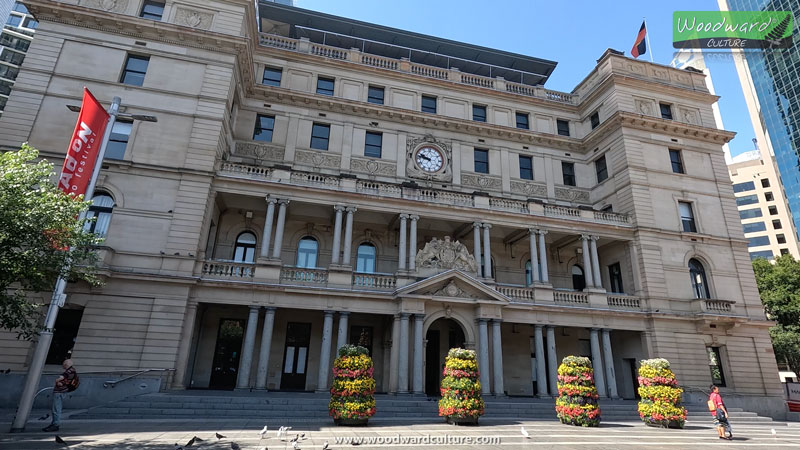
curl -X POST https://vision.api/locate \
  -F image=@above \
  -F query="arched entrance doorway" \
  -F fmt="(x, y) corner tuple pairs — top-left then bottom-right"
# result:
(425, 318), (466, 397)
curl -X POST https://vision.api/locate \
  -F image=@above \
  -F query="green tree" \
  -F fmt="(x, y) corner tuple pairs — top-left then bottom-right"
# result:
(0, 145), (101, 340)
(752, 255), (800, 376)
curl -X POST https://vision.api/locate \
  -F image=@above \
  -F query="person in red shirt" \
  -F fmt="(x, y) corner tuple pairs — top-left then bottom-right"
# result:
(709, 385), (732, 440)
(43, 359), (76, 432)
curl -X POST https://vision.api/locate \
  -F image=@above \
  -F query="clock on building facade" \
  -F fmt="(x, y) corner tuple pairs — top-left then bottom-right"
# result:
(406, 135), (453, 182)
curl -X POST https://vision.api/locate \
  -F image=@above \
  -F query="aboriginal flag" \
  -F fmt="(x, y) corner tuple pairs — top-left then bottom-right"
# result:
(631, 21), (647, 58)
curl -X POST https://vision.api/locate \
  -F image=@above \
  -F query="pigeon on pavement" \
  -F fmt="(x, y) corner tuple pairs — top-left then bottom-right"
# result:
(521, 426), (530, 439)
(55, 435), (67, 446)
(231, 442), (240, 450)
(185, 436), (197, 447)
(259, 425), (268, 438)
(323, 441), (329, 450)
(292, 441), (300, 450)
(216, 432), (226, 439)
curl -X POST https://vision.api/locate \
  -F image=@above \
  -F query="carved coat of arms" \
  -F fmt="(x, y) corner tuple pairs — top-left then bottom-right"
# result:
(415, 236), (478, 272)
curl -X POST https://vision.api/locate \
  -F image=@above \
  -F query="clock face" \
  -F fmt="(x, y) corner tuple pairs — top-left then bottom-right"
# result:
(415, 147), (444, 172)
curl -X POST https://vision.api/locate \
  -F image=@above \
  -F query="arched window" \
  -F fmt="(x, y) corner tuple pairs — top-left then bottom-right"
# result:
(84, 192), (114, 236)
(689, 258), (710, 299)
(525, 260), (533, 286)
(233, 231), (257, 263)
(296, 237), (318, 268)
(572, 265), (586, 290)
(356, 243), (376, 273)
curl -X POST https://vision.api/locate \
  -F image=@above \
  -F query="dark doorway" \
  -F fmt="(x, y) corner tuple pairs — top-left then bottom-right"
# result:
(425, 330), (440, 396)
(209, 319), (244, 390)
(625, 358), (640, 399)
(281, 322), (312, 390)
(425, 318), (466, 397)
(46, 308), (84, 364)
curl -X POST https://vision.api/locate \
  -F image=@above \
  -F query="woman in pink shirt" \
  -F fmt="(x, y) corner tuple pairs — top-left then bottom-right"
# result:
(709, 385), (732, 440)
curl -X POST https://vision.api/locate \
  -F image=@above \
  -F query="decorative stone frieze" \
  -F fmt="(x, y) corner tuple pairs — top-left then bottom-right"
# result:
(677, 107), (700, 126)
(234, 141), (285, 162)
(81, 0), (129, 13)
(416, 236), (477, 272)
(295, 149), (341, 169)
(432, 281), (479, 299)
(510, 180), (547, 197)
(350, 157), (396, 176)
(175, 7), (214, 30)
(461, 173), (501, 191)
(554, 187), (590, 203)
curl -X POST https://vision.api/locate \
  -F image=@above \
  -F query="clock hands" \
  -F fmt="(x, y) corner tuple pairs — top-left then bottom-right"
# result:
(418, 154), (432, 162)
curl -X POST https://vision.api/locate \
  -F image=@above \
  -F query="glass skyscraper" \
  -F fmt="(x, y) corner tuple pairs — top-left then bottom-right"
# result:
(723, 0), (800, 237)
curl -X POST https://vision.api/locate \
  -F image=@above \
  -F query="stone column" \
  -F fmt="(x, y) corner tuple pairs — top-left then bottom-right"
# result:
(408, 215), (419, 271)
(171, 302), (198, 389)
(589, 328), (607, 398)
(533, 325), (548, 397)
(473, 222), (482, 276)
(528, 228), (539, 284)
(545, 325), (558, 397)
(478, 319), (491, 395)
(538, 230), (549, 283)
(628, 241), (643, 295)
(389, 314), (400, 393)
(260, 196), (277, 258)
(331, 205), (344, 265)
(336, 311), (349, 352)
(580, 234), (594, 288)
(397, 313), (410, 393)
(602, 329), (619, 399)
(236, 306), (260, 389)
(271, 199), (289, 259)
(398, 214), (408, 271)
(255, 307), (276, 390)
(482, 223), (492, 279)
(412, 314), (424, 394)
(341, 207), (356, 266)
(590, 236), (602, 289)
(316, 311), (335, 392)
(491, 320), (505, 396)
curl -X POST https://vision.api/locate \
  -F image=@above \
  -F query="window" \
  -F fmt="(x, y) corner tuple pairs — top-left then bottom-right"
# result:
(105, 120), (132, 160)
(751, 250), (775, 260)
(748, 236), (770, 247)
(525, 260), (533, 286)
(296, 237), (318, 268)
(735, 194), (759, 206)
(562, 162), (576, 186)
(595, 155), (608, 183)
(120, 54), (149, 86)
(139, 1), (165, 20)
(769, 205), (779, 215)
(262, 67), (282, 86)
(253, 114), (275, 142)
(590, 111), (600, 129)
(310, 123), (330, 150)
(356, 243), (376, 273)
(732, 181), (756, 193)
(13, 3), (28, 13)
(742, 222), (766, 233)
(773, 219), (783, 229)
(84, 193), (114, 236)
(22, 17), (37, 29)
(6, 15), (21, 27)
(739, 208), (762, 220)
(0, 49), (25, 65)
(474, 148), (489, 174)
(689, 258), (710, 299)
(0, 64), (19, 80)
(765, 192), (774, 201)
(601, 205), (613, 212)
(761, 178), (771, 188)
(777, 234), (787, 244)
(316, 77), (334, 96)
(669, 149), (684, 174)
(781, 248), (790, 255)
(679, 201), (697, 232)
(364, 131), (382, 158)
(233, 232), (257, 263)
(608, 262), (623, 294)
(660, 103), (673, 120)
(0, 34), (30, 52)
(45, 308), (84, 365)
(516, 112), (529, 130)
(556, 119), (570, 136)
(421, 95), (437, 113)
(473, 105), (487, 122)
(519, 155), (533, 180)
(571, 265), (586, 290)
(367, 86), (384, 105)
(707, 347), (726, 386)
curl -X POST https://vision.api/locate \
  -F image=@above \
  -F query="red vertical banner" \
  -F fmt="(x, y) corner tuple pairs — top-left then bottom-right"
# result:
(58, 88), (109, 197)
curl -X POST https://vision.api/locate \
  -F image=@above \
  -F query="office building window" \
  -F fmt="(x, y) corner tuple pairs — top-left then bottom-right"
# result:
(22, 17), (37, 29)
(669, 149), (684, 174)
(473, 105), (487, 122)
(748, 236), (770, 247)
(253, 115), (275, 142)
(780, 248), (790, 255)
(367, 86), (384, 105)
(595, 155), (608, 182)
(739, 208), (763, 219)
(83, 192), (114, 236)
(6, 15), (21, 27)
(139, 1), (165, 20)
(777, 234), (787, 244)
(562, 161), (576, 186)
(105, 120), (132, 160)
(310, 123), (330, 150)
(736, 194), (759, 206)
(765, 192), (774, 201)
(519, 155), (533, 180)
(742, 222), (766, 233)
(233, 232), (257, 263)
(751, 250), (775, 260)
(556, 119), (570, 136)
(773, 219), (783, 229)
(262, 67), (282, 86)
(120, 55), (149, 86)
(421, 95), (437, 113)
(590, 111), (600, 129)
(707, 346), (726, 386)
(733, 181), (756, 193)
(316, 77), (334, 96)
(689, 258), (710, 299)
(364, 131), (382, 158)
(474, 148), (489, 174)
(608, 262), (623, 293)
(13, 3), (28, 13)
(769, 205), (779, 215)
(516, 112), (529, 130)
(660, 103), (673, 120)
(761, 178), (770, 188)
(679, 201), (697, 232)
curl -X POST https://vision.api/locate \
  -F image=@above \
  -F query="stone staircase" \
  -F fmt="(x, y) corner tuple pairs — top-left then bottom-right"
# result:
(70, 391), (781, 425)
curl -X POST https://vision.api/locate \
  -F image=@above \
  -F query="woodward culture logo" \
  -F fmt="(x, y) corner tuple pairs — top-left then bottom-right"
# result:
(673, 11), (793, 49)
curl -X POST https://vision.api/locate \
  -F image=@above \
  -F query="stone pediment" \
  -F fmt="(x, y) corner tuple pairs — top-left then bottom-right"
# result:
(394, 270), (510, 304)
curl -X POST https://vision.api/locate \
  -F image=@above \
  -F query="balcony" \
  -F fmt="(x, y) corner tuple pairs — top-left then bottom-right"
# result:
(495, 284), (643, 311)
(693, 298), (737, 315)
(201, 260), (255, 279)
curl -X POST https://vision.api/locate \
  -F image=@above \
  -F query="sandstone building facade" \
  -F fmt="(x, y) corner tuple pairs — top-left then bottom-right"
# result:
(0, 0), (785, 417)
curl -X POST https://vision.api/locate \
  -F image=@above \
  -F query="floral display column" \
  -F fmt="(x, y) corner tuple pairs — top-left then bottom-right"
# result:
(555, 356), (601, 427)
(637, 358), (687, 428)
(329, 345), (376, 426)
(438, 348), (485, 425)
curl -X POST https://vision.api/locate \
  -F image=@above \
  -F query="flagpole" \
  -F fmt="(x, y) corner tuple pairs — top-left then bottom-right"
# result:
(644, 17), (654, 62)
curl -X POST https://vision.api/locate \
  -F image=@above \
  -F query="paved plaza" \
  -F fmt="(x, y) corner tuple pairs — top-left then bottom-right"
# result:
(1, 416), (799, 450)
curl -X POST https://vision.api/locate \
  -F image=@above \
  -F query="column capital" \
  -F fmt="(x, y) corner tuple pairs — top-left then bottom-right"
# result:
(544, 324), (556, 329)
(528, 227), (538, 235)
(323, 310), (336, 317)
(476, 317), (489, 324)
(601, 328), (612, 333)
(345, 206), (357, 213)
(580, 233), (592, 240)
(491, 318), (503, 324)
(265, 195), (277, 204)
(590, 235), (600, 241)
(339, 311), (350, 317)
(590, 327), (602, 332)
(264, 306), (277, 313)
(482, 223), (492, 229)
(409, 214), (420, 221)
(537, 229), (549, 236)
(278, 198), (290, 205)
(399, 213), (409, 220)
(249, 305), (261, 312)
(398, 312), (411, 319)
(333, 204), (346, 212)
(414, 313), (425, 321)
(534, 323), (544, 330)
(473, 221), (482, 229)
(186, 301), (198, 311)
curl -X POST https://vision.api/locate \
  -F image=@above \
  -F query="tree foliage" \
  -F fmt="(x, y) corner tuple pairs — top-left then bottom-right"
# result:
(0, 145), (101, 339)
(752, 255), (800, 376)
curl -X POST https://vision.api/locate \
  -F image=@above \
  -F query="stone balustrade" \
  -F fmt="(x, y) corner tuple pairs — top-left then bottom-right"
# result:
(494, 284), (535, 303)
(218, 162), (273, 180)
(201, 261), (255, 278)
(352, 273), (397, 290)
(553, 289), (589, 305)
(280, 266), (329, 285)
(699, 298), (736, 314)
(606, 294), (641, 309)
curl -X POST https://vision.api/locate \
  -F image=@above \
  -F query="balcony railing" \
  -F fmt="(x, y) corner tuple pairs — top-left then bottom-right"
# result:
(352, 273), (397, 290)
(553, 289), (589, 305)
(289, 172), (341, 188)
(202, 261), (255, 278)
(418, 189), (473, 207)
(280, 266), (329, 285)
(219, 162), (273, 180)
(607, 294), (641, 309)
(356, 180), (402, 197)
(495, 284), (535, 303)
(701, 298), (736, 314)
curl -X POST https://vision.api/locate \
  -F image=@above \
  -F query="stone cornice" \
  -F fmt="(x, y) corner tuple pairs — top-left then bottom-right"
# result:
(585, 110), (736, 148)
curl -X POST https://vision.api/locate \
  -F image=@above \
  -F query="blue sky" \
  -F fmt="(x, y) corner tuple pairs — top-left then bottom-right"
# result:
(293, 0), (755, 157)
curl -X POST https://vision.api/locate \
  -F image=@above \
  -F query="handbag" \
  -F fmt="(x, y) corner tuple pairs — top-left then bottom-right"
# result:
(707, 399), (716, 411)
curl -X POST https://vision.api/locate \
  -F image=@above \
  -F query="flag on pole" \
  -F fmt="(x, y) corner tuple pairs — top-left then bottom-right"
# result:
(631, 21), (647, 58)
(58, 88), (109, 197)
